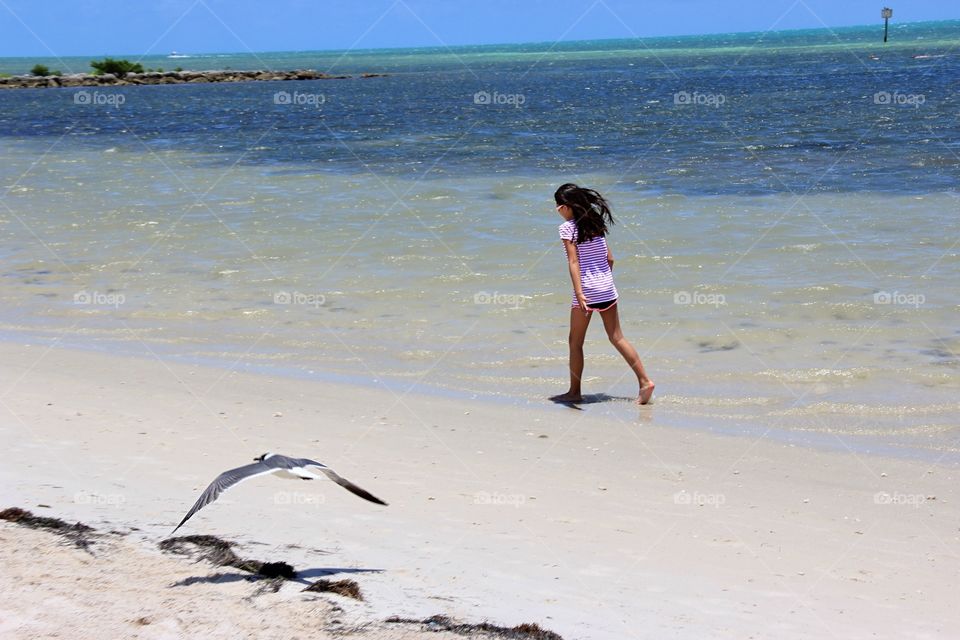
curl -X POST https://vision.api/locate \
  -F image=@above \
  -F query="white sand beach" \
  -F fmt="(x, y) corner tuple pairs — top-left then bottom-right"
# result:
(0, 340), (957, 639)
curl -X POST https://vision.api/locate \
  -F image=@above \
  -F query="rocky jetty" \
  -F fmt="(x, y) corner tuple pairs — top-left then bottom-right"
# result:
(0, 69), (387, 89)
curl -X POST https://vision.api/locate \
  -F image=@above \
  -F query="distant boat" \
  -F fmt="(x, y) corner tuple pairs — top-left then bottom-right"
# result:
(167, 51), (191, 58)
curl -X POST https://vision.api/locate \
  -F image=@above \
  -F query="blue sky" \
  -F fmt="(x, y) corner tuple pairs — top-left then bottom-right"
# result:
(0, 0), (955, 57)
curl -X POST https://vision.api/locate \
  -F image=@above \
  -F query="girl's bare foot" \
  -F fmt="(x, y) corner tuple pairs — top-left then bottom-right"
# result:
(550, 391), (583, 403)
(638, 382), (655, 405)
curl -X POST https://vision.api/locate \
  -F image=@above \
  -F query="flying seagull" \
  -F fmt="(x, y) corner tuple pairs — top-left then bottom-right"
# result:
(171, 453), (387, 535)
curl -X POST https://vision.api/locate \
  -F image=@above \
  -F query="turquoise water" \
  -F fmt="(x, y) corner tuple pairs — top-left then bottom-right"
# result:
(1, 20), (958, 75)
(1, 21), (958, 461)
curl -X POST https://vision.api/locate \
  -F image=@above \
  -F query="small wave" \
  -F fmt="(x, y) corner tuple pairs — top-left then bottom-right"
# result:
(756, 368), (871, 383)
(653, 394), (776, 407)
(399, 349), (436, 360)
(744, 143), (797, 151)
(465, 355), (567, 368)
(786, 423), (958, 437)
(771, 402), (960, 417)
(794, 285), (836, 292)
(778, 243), (822, 252)
(384, 254), (441, 262)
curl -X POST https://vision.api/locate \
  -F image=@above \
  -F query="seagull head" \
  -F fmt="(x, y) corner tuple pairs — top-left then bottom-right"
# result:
(253, 452), (274, 462)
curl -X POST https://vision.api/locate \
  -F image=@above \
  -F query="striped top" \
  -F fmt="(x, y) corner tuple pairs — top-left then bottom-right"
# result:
(559, 219), (618, 306)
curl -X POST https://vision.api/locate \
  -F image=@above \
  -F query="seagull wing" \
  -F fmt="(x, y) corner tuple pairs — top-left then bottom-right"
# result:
(170, 462), (275, 535)
(298, 459), (388, 506)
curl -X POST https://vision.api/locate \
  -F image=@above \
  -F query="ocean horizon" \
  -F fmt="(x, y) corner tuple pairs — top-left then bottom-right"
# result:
(2, 18), (959, 76)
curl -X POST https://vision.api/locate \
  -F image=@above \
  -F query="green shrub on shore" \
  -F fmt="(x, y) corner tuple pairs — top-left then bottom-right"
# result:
(30, 64), (60, 77)
(90, 58), (144, 78)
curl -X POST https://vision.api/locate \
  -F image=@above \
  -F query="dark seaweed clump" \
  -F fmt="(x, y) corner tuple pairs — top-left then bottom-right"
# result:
(159, 535), (295, 579)
(303, 578), (363, 600)
(385, 615), (564, 640)
(0, 507), (96, 551)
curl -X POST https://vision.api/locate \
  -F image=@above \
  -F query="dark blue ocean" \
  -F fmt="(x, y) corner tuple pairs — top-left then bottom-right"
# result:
(0, 20), (958, 194)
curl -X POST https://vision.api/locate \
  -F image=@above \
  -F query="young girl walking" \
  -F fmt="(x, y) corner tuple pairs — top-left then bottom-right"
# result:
(550, 183), (655, 405)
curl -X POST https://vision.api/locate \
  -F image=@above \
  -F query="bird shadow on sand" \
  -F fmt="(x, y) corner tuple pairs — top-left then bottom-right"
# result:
(160, 536), (384, 588)
(549, 392), (636, 409)
(297, 567), (383, 580)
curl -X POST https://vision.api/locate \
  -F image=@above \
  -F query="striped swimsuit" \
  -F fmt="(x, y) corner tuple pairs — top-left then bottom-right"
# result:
(559, 219), (618, 309)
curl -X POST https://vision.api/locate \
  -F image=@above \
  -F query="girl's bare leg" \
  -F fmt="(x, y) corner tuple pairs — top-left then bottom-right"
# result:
(551, 307), (592, 402)
(599, 306), (655, 404)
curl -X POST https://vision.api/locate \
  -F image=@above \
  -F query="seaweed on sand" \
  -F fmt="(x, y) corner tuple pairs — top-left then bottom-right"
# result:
(385, 615), (564, 640)
(302, 578), (363, 601)
(0, 507), (96, 551)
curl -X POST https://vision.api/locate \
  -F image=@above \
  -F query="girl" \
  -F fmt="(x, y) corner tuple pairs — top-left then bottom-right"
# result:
(550, 183), (655, 405)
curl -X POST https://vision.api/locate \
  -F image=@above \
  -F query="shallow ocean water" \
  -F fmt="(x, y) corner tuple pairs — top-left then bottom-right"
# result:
(1, 21), (958, 460)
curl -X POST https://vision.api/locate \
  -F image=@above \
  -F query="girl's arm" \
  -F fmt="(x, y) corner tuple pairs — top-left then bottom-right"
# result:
(607, 245), (614, 270)
(563, 240), (589, 313)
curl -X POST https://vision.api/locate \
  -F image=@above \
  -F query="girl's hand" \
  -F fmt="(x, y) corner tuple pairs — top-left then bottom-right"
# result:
(577, 295), (590, 314)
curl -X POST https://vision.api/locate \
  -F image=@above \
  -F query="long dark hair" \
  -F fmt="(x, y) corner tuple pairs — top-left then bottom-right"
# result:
(554, 183), (615, 243)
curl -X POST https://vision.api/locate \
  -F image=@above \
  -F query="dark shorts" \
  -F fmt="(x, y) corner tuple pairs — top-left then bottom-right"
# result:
(586, 298), (618, 311)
